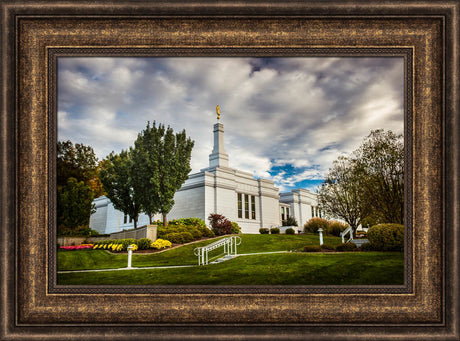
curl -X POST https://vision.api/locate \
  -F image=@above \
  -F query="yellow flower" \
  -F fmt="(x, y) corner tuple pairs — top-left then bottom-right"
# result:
(151, 239), (172, 249)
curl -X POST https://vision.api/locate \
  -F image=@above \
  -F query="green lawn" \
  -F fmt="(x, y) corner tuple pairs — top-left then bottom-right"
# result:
(57, 252), (404, 285)
(57, 233), (343, 271)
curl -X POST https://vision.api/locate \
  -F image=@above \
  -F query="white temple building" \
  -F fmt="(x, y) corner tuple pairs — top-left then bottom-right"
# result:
(89, 114), (321, 234)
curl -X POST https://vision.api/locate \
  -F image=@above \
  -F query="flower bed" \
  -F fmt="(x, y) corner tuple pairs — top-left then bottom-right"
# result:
(60, 244), (93, 250)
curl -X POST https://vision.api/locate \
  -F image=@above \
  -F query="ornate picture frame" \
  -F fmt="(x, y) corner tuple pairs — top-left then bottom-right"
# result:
(1, 1), (458, 339)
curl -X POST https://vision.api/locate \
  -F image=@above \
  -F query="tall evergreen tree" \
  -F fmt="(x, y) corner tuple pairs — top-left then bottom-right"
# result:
(99, 150), (142, 228)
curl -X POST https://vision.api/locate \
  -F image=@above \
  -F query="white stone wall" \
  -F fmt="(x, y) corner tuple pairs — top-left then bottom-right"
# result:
(168, 179), (206, 221)
(214, 167), (238, 220)
(279, 189), (318, 228)
(89, 196), (109, 234)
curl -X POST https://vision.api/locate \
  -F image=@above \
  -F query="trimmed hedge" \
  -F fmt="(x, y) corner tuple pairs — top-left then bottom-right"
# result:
(367, 224), (404, 251)
(136, 238), (152, 250)
(157, 222), (210, 242)
(285, 228), (295, 235)
(163, 232), (194, 244)
(320, 244), (335, 250)
(259, 228), (269, 234)
(197, 225), (215, 238)
(335, 243), (358, 252)
(270, 227), (280, 234)
(303, 245), (322, 252)
(359, 242), (376, 251)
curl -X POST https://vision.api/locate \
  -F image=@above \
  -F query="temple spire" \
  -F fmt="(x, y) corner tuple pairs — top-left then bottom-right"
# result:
(208, 105), (229, 168)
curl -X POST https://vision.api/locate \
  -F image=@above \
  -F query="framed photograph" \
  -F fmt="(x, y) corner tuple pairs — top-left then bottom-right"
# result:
(1, 1), (458, 340)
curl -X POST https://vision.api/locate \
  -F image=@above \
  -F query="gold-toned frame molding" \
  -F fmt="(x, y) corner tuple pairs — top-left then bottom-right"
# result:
(1, 1), (458, 340)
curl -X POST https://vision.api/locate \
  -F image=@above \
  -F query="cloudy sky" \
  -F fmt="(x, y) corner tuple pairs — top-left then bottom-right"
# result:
(58, 57), (404, 192)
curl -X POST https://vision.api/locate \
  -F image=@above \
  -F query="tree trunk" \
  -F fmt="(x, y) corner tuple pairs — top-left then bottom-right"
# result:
(148, 213), (153, 225)
(134, 218), (137, 229)
(162, 213), (168, 227)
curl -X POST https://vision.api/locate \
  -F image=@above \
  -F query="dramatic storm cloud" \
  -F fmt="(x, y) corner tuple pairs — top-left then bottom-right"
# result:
(58, 57), (404, 192)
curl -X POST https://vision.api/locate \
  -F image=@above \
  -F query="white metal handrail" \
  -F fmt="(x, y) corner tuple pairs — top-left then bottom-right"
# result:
(340, 226), (354, 243)
(194, 236), (241, 265)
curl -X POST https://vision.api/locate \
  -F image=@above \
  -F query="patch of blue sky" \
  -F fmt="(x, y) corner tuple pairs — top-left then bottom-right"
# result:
(268, 162), (325, 192)
(294, 179), (324, 192)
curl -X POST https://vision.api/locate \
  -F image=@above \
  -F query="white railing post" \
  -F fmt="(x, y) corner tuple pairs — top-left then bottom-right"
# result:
(127, 245), (133, 268)
(317, 228), (324, 245)
(193, 236), (242, 266)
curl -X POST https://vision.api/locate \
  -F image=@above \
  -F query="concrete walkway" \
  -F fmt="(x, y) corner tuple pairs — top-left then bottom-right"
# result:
(57, 251), (289, 274)
(58, 264), (196, 274)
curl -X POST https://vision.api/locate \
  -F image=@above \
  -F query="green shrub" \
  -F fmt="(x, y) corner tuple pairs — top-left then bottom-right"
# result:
(282, 216), (298, 226)
(168, 217), (207, 228)
(303, 245), (322, 252)
(327, 221), (348, 237)
(197, 225), (215, 238)
(259, 228), (269, 234)
(230, 222), (241, 234)
(164, 232), (194, 244)
(157, 221), (210, 240)
(270, 227), (280, 234)
(180, 232), (194, 243)
(304, 217), (329, 234)
(359, 242), (375, 251)
(163, 233), (182, 244)
(320, 244), (335, 250)
(208, 213), (232, 236)
(188, 228), (203, 240)
(285, 228), (295, 235)
(120, 238), (137, 250)
(136, 238), (152, 250)
(335, 242), (358, 252)
(367, 224), (404, 251)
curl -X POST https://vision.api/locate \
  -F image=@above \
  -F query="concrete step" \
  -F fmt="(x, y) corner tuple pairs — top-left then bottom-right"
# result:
(351, 239), (369, 247)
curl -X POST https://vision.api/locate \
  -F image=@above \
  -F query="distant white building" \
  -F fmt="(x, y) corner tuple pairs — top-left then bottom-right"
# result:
(89, 117), (321, 234)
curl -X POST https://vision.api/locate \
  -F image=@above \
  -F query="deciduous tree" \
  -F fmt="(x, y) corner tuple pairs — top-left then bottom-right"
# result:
(99, 150), (142, 228)
(57, 140), (101, 234)
(132, 122), (194, 226)
(352, 129), (404, 225)
(318, 129), (404, 233)
(57, 178), (96, 235)
(318, 156), (370, 233)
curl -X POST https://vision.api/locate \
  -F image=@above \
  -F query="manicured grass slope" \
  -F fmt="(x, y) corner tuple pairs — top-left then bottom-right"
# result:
(57, 252), (404, 285)
(58, 234), (342, 271)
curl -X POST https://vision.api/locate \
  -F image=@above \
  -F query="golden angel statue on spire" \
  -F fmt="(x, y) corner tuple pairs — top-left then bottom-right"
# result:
(216, 105), (221, 120)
